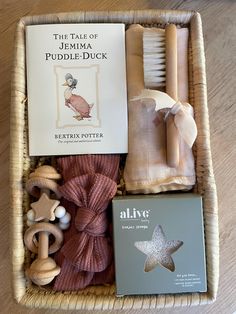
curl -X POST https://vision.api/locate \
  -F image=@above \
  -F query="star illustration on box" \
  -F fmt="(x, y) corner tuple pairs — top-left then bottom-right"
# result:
(63, 73), (94, 121)
(134, 224), (183, 272)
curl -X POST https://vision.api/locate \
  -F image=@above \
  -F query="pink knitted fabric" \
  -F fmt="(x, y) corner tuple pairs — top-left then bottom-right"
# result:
(53, 155), (119, 291)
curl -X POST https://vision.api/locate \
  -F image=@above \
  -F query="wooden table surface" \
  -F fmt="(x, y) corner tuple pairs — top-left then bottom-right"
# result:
(1, 0), (236, 313)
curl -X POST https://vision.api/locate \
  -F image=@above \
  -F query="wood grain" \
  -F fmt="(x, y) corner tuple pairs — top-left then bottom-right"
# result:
(1, 0), (236, 313)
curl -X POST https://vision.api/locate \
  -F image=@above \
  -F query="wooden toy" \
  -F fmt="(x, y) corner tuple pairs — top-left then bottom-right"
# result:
(24, 165), (68, 285)
(30, 193), (60, 221)
(24, 222), (63, 285)
(26, 165), (62, 199)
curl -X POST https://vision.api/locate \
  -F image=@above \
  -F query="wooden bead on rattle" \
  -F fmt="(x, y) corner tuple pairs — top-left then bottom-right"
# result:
(26, 165), (62, 199)
(54, 206), (71, 230)
(24, 222), (63, 285)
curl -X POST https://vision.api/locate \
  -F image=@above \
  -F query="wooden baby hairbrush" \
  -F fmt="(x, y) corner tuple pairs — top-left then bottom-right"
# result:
(143, 24), (180, 168)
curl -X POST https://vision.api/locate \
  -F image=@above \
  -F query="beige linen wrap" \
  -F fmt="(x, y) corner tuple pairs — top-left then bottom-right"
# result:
(124, 24), (196, 193)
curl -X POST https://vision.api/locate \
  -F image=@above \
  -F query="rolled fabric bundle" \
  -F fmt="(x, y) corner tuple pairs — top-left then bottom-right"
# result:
(53, 155), (119, 291)
(124, 24), (196, 193)
(177, 28), (189, 102)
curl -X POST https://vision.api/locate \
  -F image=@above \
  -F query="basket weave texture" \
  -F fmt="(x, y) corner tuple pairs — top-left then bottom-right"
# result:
(10, 10), (219, 310)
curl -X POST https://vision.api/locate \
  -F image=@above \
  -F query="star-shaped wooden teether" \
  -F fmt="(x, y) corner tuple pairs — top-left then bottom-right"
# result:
(31, 193), (60, 221)
(134, 224), (183, 272)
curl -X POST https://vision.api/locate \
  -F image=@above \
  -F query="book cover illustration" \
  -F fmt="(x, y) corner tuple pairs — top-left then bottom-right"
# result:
(26, 24), (127, 156)
(55, 67), (99, 128)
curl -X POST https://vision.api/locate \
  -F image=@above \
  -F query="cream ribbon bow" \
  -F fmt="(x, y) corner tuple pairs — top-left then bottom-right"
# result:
(131, 89), (198, 148)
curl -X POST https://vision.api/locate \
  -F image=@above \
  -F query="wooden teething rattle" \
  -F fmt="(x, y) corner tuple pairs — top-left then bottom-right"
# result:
(24, 165), (70, 285)
(24, 222), (63, 285)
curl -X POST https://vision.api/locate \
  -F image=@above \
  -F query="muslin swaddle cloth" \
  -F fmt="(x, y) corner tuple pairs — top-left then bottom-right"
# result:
(124, 24), (196, 193)
(53, 155), (119, 290)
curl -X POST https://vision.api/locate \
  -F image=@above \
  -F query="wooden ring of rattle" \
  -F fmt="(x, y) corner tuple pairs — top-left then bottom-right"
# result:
(24, 222), (63, 254)
(26, 177), (61, 199)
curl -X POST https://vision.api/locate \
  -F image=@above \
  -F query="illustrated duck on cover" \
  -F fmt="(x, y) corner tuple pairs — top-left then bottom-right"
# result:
(63, 73), (94, 121)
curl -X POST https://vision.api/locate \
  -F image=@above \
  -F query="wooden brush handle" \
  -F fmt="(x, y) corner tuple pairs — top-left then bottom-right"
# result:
(165, 24), (179, 168)
(166, 24), (178, 99)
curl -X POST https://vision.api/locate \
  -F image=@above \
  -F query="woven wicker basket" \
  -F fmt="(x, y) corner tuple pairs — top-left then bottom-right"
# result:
(10, 10), (219, 310)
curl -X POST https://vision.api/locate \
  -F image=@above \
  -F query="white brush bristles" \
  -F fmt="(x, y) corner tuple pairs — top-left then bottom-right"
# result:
(143, 29), (166, 89)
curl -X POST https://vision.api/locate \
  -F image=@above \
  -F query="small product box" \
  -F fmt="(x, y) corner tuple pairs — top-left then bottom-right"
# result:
(112, 194), (207, 296)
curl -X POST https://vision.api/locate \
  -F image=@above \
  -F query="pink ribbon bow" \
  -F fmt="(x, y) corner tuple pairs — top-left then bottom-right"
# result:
(164, 101), (197, 147)
(132, 89), (198, 148)
(53, 155), (119, 291)
(59, 173), (117, 272)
